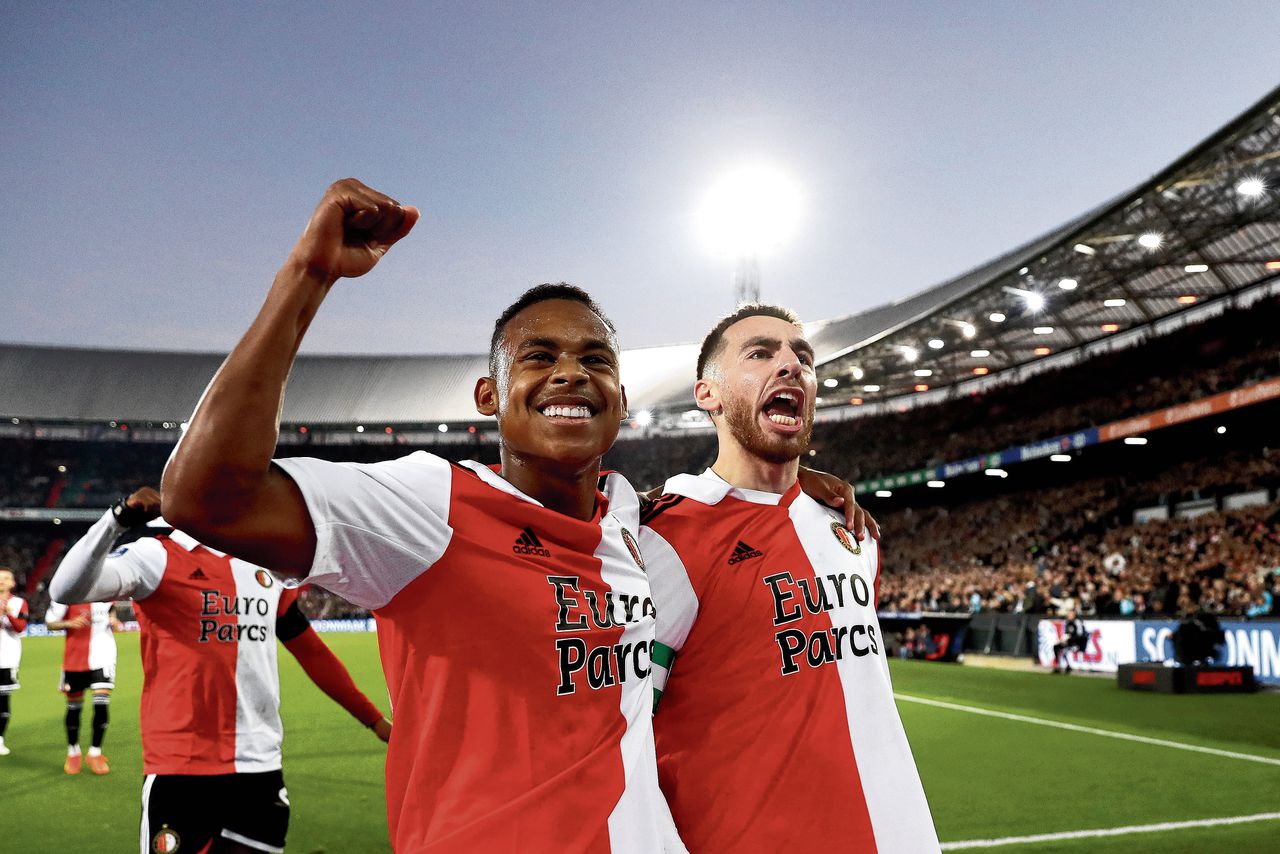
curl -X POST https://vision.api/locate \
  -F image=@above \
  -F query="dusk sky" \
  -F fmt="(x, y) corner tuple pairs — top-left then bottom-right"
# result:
(2, 2), (1277, 356)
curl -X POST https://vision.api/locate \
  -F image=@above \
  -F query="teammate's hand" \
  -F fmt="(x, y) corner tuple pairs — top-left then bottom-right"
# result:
(796, 467), (881, 541)
(372, 717), (392, 743)
(71, 614), (91, 629)
(125, 486), (163, 522)
(287, 179), (419, 282)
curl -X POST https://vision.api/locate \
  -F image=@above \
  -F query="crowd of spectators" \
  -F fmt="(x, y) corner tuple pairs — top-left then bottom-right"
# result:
(876, 451), (1280, 620)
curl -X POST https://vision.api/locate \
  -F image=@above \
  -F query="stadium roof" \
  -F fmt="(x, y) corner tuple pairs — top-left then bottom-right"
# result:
(3, 85), (1278, 428)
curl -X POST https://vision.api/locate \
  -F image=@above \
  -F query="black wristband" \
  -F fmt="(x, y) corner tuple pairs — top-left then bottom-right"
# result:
(111, 497), (152, 528)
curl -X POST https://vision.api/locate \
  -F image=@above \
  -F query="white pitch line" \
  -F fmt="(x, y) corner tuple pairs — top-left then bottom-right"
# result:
(939, 811), (1280, 850)
(896, 693), (1280, 767)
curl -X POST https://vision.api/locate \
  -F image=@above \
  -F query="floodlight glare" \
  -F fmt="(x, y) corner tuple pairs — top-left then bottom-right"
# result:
(633, 410), (654, 427)
(984, 468), (1008, 478)
(863, 384), (881, 392)
(1124, 436), (1147, 445)
(970, 349), (990, 358)
(1050, 454), (1072, 462)
(1033, 326), (1054, 334)
(1025, 292), (1046, 312)
(875, 490), (893, 498)
(851, 366), (865, 380)
(1137, 232), (1163, 249)
(914, 369), (932, 377)
(901, 346), (919, 363)
(822, 378), (838, 388)
(926, 480), (945, 488)
(961, 323), (976, 338)
(1216, 425), (1227, 435)
(1184, 264), (1209, 273)
(928, 338), (944, 350)
(437, 423), (449, 433)
(1073, 243), (1096, 256)
(1104, 298), (1126, 307)
(989, 312), (1006, 323)
(1236, 176), (1265, 197)
(1058, 278), (1078, 290)
(697, 164), (801, 257)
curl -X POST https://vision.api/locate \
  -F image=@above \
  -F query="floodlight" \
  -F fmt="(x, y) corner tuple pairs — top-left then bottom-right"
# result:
(634, 410), (654, 427)
(1058, 278), (1078, 290)
(697, 164), (800, 257)
(1138, 232), (1163, 249)
(1104, 298), (1126, 307)
(822, 378), (838, 388)
(1236, 176), (1265, 197)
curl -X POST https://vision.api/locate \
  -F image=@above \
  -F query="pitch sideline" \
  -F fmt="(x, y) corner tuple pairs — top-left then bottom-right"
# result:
(938, 811), (1280, 849)
(896, 693), (1280, 767)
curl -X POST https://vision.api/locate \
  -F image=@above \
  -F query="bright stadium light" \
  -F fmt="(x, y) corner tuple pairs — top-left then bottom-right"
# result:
(984, 468), (1008, 478)
(438, 423), (449, 433)
(1033, 326), (1054, 335)
(697, 163), (801, 258)
(989, 312), (1006, 323)
(1124, 436), (1147, 445)
(822, 378), (838, 388)
(1073, 243), (1096, 256)
(863, 384), (881, 392)
(1236, 176), (1265, 197)
(1050, 453), (1072, 462)
(1138, 232), (1163, 250)
(970, 349), (990, 358)
(926, 480), (945, 488)
(928, 338), (944, 350)
(633, 409), (654, 427)
(1216, 425), (1227, 435)
(1058, 278), (1078, 290)
(1025, 292), (1046, 312)
(875, 490), (893, 498)
(1184, 263), (1209, 273)
(961, 322), (976, 339)
(851, 366), (864, 380)
(356, 425), (365, 433)
(900, 346), (919, 363)
(914, 369), (932, 377)
(1104, 298), (1126, 307)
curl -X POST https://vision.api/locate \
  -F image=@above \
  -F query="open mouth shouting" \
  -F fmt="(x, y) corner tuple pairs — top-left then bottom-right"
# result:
(760, 387), (805, 433)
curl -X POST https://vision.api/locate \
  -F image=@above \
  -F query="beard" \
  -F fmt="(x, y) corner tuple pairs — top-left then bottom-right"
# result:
(719, 395), (814, 465)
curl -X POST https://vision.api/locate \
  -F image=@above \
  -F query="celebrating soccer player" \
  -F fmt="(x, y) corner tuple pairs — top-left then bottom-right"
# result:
(0, 567), (28, 757)
(639, 304), (941, 852)
(45, 598), (121, 774)
(50, 486), (392, 854)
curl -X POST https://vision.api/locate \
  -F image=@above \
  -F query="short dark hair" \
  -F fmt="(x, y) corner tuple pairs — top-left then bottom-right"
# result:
(696, 303), (801, 379)
(489, 283), (617, 375)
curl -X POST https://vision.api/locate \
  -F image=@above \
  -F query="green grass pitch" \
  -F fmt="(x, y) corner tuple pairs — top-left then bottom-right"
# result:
(3, 636), (1278, 852)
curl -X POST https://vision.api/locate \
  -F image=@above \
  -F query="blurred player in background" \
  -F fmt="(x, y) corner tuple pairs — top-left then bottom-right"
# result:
(641, 304), (938, 853)
(0, 566), (28, 756)
(50, 486), (392, 854)
(45, 598), (121, 774)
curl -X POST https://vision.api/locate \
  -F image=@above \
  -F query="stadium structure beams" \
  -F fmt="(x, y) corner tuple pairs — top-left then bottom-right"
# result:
(805, 84), (1280, 412)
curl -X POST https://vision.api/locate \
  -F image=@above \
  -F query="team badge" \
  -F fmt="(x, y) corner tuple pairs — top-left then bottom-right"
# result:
(255, 569), (274, 589)
(152, 826), (181, 853)
(620, 528), (645, 571)
(830, 521), (861, 555)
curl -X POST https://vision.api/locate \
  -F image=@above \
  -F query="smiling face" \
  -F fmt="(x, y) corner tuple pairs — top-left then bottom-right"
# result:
(0, 568), (13, 596)
(697, 314), (817, 464)
(476, 298), (626, 472)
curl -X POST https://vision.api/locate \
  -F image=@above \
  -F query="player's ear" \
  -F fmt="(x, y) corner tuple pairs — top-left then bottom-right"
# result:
(474, 376), (499, 417)
(619, 385), (628, 422)
(694, 377), (721, 416)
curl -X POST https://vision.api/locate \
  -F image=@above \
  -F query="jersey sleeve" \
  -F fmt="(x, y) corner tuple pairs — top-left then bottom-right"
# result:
(272, 452), (455, 610)
(4, 597), (29, 633)
(637, 525), (700, 710)
(48, 510), (167, 603)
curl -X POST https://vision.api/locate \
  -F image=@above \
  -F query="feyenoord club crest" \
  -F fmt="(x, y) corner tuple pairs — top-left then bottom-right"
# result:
(830, 521), (861, 555)
(152, 826), (181, 853)
(620, 528), (645, 571)
(255, 569), (274, 588)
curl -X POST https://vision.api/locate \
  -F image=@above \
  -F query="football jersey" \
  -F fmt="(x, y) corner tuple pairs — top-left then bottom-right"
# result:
(0, 595), (26, 669)
(45, 601), (117, 673)
(78, 524), (296, 775)
(640, 470), (940, 854)
(275, 452), (682, 854)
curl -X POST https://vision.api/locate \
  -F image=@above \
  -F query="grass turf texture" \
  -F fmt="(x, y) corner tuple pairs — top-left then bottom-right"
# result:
(2, 639), (1277, 852)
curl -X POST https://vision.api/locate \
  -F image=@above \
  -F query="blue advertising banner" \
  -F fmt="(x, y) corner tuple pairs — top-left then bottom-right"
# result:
(1135, 619), (1280, 686)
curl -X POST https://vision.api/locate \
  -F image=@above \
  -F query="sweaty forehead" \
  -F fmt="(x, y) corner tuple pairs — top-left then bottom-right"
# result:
(501, 299), (617, 353)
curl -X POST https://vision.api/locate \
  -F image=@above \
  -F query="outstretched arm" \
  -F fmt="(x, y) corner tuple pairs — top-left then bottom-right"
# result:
(49, 487), (166, 603)
(161, 179), (419, 577)
(278, 599), (390, 742)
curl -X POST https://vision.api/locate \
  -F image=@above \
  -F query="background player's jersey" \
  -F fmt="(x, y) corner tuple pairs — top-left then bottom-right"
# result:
(0, 595), (26, 669)
(276, 452), (683, 854)
(69, 524), (296, 775)
(45, 601), (117, 673)
(640, 470), (940, 854)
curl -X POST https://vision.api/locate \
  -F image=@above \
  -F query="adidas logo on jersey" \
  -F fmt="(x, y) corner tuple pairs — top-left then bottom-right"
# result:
(188, 568), (209, 580)
(728, 540), (764, 564)
(512, 527), (552, 558)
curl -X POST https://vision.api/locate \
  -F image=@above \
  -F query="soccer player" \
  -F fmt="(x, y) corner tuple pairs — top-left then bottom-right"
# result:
(640, 304), (941, 853)
(45, 597), (121, 774)
(0, 566), (28, 757)
(49, 486), (392, 854)
(160, 179), (869, 853)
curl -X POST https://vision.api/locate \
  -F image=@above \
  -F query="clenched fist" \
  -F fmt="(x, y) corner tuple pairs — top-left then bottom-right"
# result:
(288, 179), (420, 282)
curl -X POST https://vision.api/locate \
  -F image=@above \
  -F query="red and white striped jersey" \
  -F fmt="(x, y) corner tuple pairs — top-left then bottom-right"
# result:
(45, 601), (117, 673)
(83, 530), (294, 775)
(0, 595), (27, 669)
(640, 470), (940, 854)
(275, 452), (683, 854)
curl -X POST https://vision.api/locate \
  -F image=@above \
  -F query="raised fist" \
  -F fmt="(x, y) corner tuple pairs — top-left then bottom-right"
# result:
(125, 486), (163, 520)
(288, 179), (420, 282)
